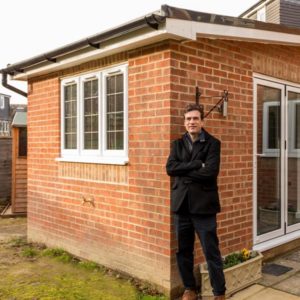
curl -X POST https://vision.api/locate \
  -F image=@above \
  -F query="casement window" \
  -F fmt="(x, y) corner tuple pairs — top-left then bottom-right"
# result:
(263, 100), (300, 156)
(60, 64), (128, 164)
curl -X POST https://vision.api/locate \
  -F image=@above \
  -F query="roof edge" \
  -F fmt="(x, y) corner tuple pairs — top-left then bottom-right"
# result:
(0, 10), (166, 76)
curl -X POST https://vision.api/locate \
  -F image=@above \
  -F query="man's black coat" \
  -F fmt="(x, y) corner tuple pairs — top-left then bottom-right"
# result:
(166, 129), (221, 214)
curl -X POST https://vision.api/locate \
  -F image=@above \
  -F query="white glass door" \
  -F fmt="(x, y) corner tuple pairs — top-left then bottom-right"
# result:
(254, 79), (285, 244)
(286, 86), (300, 233)
(254, 78), (300, 244)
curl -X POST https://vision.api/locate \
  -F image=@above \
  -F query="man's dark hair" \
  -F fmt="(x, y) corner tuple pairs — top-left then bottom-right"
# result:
(184, 103), (204, 120)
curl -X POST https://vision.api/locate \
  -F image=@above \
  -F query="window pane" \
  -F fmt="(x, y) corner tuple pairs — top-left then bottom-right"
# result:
(92, 133), (98, 149)
(64, 84), (77, 149)
(257, 84), (282, 236)
(84, 99), (92, 115)
(92, 80), (98, 97)
(116, 74), (124, 93)
(116, 132), (124, 149)
(268, 106), (280, 149)
(84, 81), (91, 98)
(107, 113), (115, 131)
(65, 133), (76, 149)
(116, 94), (123, 111)
(106, 74), (124, 150)
(83, 79), (98, 150)
(91, 115), (98, 131)
(116, 113), (124, 131)
(107, 95), (116, 113)
(84, 116), (92, 132)
(107, 132), (115, 149)
(107, 76), (116, 94)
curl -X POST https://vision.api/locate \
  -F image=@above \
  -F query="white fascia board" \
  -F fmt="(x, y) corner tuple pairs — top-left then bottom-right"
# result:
(13, 27), (177, 81)
(13, 17), (300, 81)
(165, 18), (300, 46)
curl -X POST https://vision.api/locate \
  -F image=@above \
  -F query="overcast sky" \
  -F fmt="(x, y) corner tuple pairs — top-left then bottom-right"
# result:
(0, 0), (258, 103)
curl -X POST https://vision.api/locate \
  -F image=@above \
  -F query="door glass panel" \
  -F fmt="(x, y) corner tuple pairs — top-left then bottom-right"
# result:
(287, 91), (300, 226)
(257, 85), (281, 235)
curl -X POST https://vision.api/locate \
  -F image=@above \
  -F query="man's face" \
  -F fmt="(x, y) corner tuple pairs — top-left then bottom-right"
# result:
(184, 110), (203, 135)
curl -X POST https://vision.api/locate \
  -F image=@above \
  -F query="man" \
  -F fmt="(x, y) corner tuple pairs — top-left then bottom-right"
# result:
(166, 104), (226, 300)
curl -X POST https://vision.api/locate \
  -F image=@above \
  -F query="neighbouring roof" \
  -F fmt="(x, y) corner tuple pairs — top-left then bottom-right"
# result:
(1, 5), (300, 80)
(239, 0), (266, 17)
(12, 112), (27, 127)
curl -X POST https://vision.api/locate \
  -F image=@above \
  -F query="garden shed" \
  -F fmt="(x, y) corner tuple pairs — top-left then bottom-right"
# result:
(11, 111), (27, 214)
(1, 5), (300, 298)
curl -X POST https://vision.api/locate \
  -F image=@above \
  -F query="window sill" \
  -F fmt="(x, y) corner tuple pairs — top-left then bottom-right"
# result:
(55, 156), (129, 165)
(260, 152), (300, 158)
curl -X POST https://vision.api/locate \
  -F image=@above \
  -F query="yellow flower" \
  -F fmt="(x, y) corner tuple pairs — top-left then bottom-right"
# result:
(241, 248), (250, 260)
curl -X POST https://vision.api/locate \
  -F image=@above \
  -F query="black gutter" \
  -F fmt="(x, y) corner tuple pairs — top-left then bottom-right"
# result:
(0, 11), (165, 98)
(1, 73), (27, 98)
(0, 13), (166, 77)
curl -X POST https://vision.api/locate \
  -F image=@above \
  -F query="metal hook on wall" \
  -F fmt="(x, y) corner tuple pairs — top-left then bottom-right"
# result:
(195, 87), (229, 118)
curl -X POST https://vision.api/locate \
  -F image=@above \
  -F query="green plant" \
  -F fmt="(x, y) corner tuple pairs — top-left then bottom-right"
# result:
(78, 260), (101, 271)
(41, 248), (73, 263)
(223, 249), (258, 269)
(8, 237), (27, 248)
(21, 247), (39, 258)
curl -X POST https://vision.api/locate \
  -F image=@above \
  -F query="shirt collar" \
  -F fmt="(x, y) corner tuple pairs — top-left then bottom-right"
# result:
(185, 130), (205, 143)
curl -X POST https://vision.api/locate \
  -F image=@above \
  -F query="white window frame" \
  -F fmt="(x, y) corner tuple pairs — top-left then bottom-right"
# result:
(102, 65), (128, 159)
(61, 78), (80, 158)
(80, 72), (101, 158)
(0, 95), (4, 109)
(58, 64), (128, 165)
(257, 6), (266, 22)
(288, 99), (300, 155)
(262, 98), (300, 157)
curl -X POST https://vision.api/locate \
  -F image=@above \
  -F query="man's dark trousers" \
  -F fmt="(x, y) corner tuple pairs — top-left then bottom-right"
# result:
(175, 213), (226, 296)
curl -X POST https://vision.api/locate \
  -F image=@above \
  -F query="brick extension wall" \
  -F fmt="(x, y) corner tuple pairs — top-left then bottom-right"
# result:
(27, 38), (300, 297)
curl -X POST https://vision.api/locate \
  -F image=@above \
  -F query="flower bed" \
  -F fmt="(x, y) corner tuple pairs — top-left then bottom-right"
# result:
(200, 250), (263, 297)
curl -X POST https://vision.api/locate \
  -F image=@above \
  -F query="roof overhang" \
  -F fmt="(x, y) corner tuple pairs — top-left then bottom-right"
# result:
(2, 5), (300, 81)
(165, 18), (300, 46)
(12, 27), (178, 80)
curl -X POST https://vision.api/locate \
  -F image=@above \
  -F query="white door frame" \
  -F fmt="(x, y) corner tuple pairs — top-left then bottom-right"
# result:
(253, 74), (300, 246)
(286, 85), (300, 234)
(253, 77), (285, 244)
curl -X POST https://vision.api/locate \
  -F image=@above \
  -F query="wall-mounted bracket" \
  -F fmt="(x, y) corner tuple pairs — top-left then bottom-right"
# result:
(195, 87), (229, 118)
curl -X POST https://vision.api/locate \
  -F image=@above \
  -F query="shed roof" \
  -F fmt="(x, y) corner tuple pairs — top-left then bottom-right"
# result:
(1, 5), (300, 80)
(12, 112), (27, 127)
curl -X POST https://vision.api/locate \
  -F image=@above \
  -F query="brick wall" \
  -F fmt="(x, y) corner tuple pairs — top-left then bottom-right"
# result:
(27, 44), (173, 293)
(27, 37), (300, 297)
(167, 38), (300, 291)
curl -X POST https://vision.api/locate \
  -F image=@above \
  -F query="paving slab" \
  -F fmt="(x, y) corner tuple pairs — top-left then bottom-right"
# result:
(230, 286), (300, 300)
(228, 284), (265, 299)
(284, 249), (300, 263)
(259, 258), (300, 287)
(274, 272), (300, 296)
